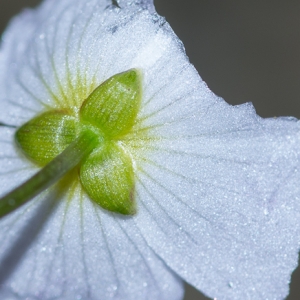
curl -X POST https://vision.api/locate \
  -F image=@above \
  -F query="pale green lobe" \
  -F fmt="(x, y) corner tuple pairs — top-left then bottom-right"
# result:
(80, 69), (142, 138)
(15, 110), (77, 166)
(80, 142), (136, 215)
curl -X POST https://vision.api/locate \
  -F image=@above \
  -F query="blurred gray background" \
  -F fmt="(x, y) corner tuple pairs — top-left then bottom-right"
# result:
(0, 0), (299, 299)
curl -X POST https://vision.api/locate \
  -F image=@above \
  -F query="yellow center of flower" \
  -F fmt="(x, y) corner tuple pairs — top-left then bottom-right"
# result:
(15, 69), (142, 215)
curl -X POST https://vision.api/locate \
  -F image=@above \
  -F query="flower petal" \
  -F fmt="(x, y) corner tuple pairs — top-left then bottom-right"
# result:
(117, 0), (155, 12)
(0, 182), (183, 299)
(0, 0), (81, 125)
(133, 101), (300, 299)
(0, 127), (37, 195)
(0, 0), (157, 127)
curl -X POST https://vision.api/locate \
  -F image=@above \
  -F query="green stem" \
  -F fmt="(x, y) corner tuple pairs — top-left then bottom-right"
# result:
(0, 130), (98, 218)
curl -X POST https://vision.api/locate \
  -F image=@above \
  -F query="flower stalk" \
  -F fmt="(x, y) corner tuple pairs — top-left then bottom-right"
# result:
(0, 129), (99, 218)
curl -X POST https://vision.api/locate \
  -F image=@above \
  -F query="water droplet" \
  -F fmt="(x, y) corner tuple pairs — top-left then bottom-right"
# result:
(263, 208), (269, 215)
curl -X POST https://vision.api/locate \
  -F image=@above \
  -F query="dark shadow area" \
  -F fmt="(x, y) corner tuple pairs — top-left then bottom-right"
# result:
(184, 283), (212, 300)
(156, 0), (300, 119)
(0, 0), (40, 33)
(287, 253), (300, 300)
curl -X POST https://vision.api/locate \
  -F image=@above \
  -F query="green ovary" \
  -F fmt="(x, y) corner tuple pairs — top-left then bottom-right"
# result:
(15, 69), (142, 215)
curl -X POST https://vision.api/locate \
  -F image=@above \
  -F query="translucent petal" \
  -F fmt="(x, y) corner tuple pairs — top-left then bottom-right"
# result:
(132, 102), (300, 299)
(0, 0), (201, 126)
(117, 0), (155, 12)
(0, 0), (79, 125)
(0, 0), (158, 126)
(0, 127), (37, 196)
(0, 184), (183, 299)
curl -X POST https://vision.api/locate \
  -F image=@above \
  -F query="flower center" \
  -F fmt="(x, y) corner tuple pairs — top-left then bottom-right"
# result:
(15, 69), (142, 215)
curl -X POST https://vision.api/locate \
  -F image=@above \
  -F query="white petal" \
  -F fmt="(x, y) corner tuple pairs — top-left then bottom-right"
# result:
(0, 0), (78, 125)
(0, 0), (157, 126)
(0, 127), (37, 195)
(0, 184), (183, 300)
(131, 100), (300, 299)
(117, 0), (155, 12)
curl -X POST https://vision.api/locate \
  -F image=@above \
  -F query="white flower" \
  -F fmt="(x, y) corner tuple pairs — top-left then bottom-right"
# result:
(0, 0), (300, 299)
